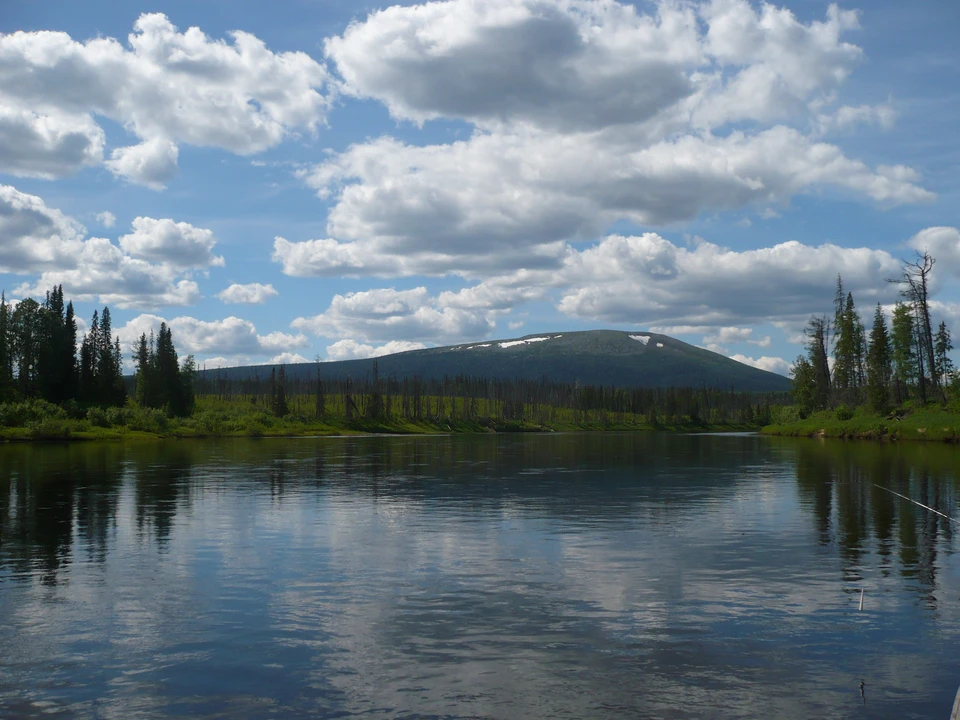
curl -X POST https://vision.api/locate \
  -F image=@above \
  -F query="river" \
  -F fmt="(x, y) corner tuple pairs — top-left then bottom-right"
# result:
(1, 433), (958, 718)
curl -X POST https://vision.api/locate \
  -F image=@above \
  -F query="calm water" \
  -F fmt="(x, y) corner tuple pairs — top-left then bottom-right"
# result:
(1, 433), (959, 719)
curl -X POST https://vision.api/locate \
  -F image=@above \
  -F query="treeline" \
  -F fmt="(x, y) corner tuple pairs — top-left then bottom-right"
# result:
(0, 286), (195, 417)
(0, 286), (124, 406)
(195, 362), (788, 427)
(793, 251), (955, 415)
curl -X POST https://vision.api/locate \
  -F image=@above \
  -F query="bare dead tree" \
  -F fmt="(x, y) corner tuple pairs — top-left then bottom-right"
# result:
(889, 252), (941, 402)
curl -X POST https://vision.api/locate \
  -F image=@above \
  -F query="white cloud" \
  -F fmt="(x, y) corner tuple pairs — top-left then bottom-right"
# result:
(327, 0), (700, 132)
(258, 331), (310, 352)
(1, 184), (213, 309)
(269, 352), (310, 365)
(216, 282), (279, 304)
(729, 354), (793, 377)
(0, 106), (104, 178)
(325, 339), (427, 361)
(15, 236), (202, 309)
(556, 233), (904, 327)
(292, 286), (494, 344)
(907, 226), (960, 279)
(815, 103), (896, 136)
(0, 13), (332, 182)
(328, 0), (862, 134)
(292, 127), (931, 279)
(0, 184), (85, 273)
(106, 137), (178, 189)
(96, 210), (116, 228)
(117, 314), (307, 357)
(283, 0), (931, 283)
(119, 216), (223, 269)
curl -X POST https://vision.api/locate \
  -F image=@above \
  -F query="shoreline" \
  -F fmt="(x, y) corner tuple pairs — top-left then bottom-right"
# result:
(0, 420), (761, 443)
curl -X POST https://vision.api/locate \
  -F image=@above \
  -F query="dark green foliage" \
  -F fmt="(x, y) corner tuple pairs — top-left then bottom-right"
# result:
(890, 302), (916, 404)
(790, 355), (817, 416)
(934, 321), (954, 385)
(78, 307), (126, 406)
(865, 304), (892, 412)
(804, 316), (832, 411)
(133, 323), (195, 417)
(0, 294), (12, 402)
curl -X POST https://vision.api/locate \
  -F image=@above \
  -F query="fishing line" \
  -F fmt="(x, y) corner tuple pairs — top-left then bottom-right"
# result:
(871, 484), (960, 526)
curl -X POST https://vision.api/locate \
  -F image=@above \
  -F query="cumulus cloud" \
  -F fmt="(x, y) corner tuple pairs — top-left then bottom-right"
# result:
(327, 0), (699, 132)
(119, 216), (223, 269)
(278, 0), (932, 282)
(556, 233), (905, 327)
(269, 352), (310, 365)
(729, 354), (793, 377)
(292, 127), (931, 279)
(96, 210), (116, 228)
(326, 339), (427, 361)
(216, 283), (279, 304)
(117, 314), (308, 357)
(292, 286), (494, 344)
(15, 237), (202, 309)
(1, 184), (216, 309)
(0, 13), (332, 181)
(0, 106), (104, 178)
(0, 184), (85, 273)
(907, 226), (960, 279)
(106, 137), (179, 189)
(328, 0), (862, 134)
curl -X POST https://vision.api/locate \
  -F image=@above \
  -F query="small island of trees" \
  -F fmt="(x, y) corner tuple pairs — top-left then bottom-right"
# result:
(770, 251), (959, 441)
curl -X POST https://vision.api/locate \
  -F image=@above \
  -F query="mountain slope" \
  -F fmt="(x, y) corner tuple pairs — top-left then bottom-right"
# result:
(203, 330), (792, 392)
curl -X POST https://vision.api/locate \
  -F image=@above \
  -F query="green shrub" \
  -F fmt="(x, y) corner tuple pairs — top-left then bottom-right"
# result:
(769, 405), (802, 425)
(27, 417), (71, 439)
(835, 404), (854, 421)
(86, 407), (110, 427)
(105, 407), (127, 426)
(128, 407), (168, 433)
(0, 400), (67, 427)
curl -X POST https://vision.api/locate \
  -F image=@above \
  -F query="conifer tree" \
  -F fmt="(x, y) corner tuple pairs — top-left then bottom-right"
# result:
(11, 298), (42, 398)
(866, 304), (892, 411)
(890, 302), (916, 404)
(0, 294), (11, 402)
(805, 316), (831, 410)
(934, 321), (954, 387)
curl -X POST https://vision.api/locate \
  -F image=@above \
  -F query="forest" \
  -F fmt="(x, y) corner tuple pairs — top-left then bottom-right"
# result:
(768, 251), (960, 441)
(0, 285), (785, 439)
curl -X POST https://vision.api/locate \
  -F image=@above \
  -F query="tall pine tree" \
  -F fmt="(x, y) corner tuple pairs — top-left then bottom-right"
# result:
(865, 304), (892, 411)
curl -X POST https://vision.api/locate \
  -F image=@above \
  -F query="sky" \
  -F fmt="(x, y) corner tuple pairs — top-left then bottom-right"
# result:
(1, 0), (959, 376)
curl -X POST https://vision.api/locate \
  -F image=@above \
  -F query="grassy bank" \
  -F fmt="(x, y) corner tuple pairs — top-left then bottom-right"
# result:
(0, 396), (758, 442)
(762, 403), (960, 442)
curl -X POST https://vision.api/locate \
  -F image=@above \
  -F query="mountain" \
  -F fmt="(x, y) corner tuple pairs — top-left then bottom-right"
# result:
(200, 330), (792, 392)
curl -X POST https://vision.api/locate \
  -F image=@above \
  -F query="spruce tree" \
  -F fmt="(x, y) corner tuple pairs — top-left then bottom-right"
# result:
(63, 301), (78, 400)
(866, 304), (892, 412)
(934, 321), (954, 387)
(804, 316), (831, 410)
(890, 302), (916, 404)
(0, 294), (11, 402)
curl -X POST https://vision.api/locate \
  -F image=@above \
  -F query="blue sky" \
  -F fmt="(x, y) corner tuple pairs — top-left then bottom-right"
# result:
(1, 0), (958, 374)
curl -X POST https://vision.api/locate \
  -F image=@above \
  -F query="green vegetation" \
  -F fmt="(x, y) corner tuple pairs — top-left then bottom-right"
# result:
(764, 251), (960, 442)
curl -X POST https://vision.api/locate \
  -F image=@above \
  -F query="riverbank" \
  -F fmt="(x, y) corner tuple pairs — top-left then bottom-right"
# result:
(0, 416), (759, 442)
(762, 405), (960, 442)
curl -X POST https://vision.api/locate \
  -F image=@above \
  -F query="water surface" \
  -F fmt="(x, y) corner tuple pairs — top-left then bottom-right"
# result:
(1, 433), (959, 718)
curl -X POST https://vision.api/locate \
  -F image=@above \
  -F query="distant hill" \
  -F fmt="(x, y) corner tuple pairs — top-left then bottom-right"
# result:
(199, 330), (792, 392)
